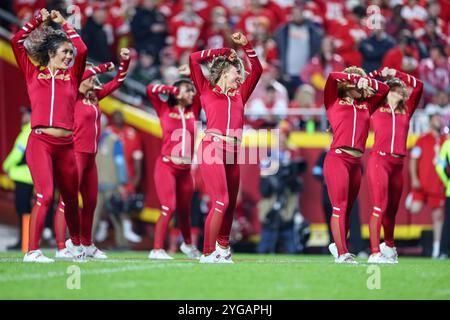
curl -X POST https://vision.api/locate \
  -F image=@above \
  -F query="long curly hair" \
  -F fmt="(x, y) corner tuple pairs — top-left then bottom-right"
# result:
(338, 66), (370, 100)
(24, 23), (71, 67)
(208, 55), (245, 86)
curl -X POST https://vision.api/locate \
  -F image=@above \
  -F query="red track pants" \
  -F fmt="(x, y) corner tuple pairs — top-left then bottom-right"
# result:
(367, 151), (404, 253)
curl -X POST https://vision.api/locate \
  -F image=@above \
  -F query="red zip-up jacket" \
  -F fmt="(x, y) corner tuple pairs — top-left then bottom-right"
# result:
(369, 69), (423, 156)
(147, 84), (202, 161)
(189, 44), (263, 141)
(10, 14), (87, 131)
(324, 72), (390, 152)
(74, 59), (130, 154)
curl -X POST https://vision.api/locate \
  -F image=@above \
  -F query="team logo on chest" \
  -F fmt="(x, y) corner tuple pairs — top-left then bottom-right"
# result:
(37, 73), (71, 81)
(379, 107), (406, 115)
(168, 111), (195, 120)
(339, 100), (367, 110)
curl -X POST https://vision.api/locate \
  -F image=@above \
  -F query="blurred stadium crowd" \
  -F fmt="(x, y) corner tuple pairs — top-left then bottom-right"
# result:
(1, 0), (450, 255)
(2, 0), (450, 128)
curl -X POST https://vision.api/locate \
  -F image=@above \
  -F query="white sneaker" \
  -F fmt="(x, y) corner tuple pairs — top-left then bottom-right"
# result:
(432, 241), (440, 259)
(95, 220), (108, 242)
(199, 250), (233, 264)
(148, 249), (174, 260)
(55, 248), (73, 259)
(216, 242), (234, 263)
(368, 252), (395, 264)
(380, 242), (398, 264)
(83, 244), (107, 259)
(123, 219), (142, 243)
(328, 243), (338, 259)
(180, 242), (201, 259)
(23, 250), (54, 263)
(335, 253), (358, 264)
(65, 239), (87, 263)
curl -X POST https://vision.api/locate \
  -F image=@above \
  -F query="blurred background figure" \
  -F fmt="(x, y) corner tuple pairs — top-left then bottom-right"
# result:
(94, 115), (142, 248)
(408, 106), (446, 258)
(130, 0), (167, 58)
(257, 122), (309, 254)
(274, 4), (322, 97)
(2, 107), (32, 250)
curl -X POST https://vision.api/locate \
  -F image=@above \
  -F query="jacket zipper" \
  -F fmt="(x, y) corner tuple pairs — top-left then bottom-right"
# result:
(226, 95), (231, 136)
(178, 106), (186, 157)
(389, 104), (396, 154)
(351, 103), (357, 148)
(91, 104), (99, 153)
(48, 69), (58, 126)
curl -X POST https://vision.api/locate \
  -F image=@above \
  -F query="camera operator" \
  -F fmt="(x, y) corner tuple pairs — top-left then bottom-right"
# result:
(257, 121), (309, 254)
(93, 115), (142, 248)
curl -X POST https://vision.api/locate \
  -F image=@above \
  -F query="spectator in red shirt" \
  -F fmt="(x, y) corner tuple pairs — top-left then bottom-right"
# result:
(249, 16), (279, 67)
(13, 0), (45, 23)
(419, 44), (450, 102)
(409, 106), (446, 258)
(300, 36), (345, 107)
(168, 0), (204, 61)
(401, 0), (429, 30)
(200, 6), (232, 50)
(382, 30), (421, 78)
(326, 5), (368, 67)
(236, 0), (278, 36)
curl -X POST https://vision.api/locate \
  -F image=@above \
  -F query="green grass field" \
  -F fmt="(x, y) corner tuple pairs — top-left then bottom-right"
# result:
(0, 252), (449, 299)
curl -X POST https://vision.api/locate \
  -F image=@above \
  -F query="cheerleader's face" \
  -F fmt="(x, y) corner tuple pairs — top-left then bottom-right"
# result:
(178, 83), (196, 106)
(80, 76), (96, 93)
(224, 66), (243, 90)
(347, 87), (362, 99)
(50, 42), (74, 70)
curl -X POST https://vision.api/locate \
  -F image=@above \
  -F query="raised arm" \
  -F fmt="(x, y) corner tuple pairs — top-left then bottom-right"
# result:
(239, 42), (263, 103)
(146, 84), (180, 113)
(49, 10), (87, 85)
(97, 50), (130, 100)
(323, 72), (359, 109)
(189, 47), (232, 93)
(82, 62), (114, 81)
(10, 12), (44, 78)
(370, 67), (423, 115)
(365, 78), (390, 114)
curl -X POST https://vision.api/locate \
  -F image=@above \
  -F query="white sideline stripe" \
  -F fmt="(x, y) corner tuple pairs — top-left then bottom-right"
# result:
(0, 262), (194, 283)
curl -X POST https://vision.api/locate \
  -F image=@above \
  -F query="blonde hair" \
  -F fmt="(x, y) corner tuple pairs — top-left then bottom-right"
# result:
(338, 66), (370, 99)
(209, 55), (245, 86)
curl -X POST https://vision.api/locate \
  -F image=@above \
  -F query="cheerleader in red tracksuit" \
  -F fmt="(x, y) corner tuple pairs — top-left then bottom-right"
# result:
(11, 9), (87, 263)
(57, 49), (130, 260)
(146, 79), (202, 260)
(189, 32), (262, 263)
(366, 67), (423, 264)
(324, 67), (389, 264)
